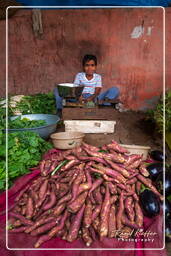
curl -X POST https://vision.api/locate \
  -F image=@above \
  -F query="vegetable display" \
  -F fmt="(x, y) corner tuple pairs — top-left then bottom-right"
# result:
(0, 131), (52, 191)
(8, 141), (163, 248)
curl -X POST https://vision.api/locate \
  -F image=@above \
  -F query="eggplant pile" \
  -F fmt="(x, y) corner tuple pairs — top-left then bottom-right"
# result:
(148, 150), (171, 242)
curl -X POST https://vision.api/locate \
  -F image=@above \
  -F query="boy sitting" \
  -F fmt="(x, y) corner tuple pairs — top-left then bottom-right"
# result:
(54, 54), (120, 111)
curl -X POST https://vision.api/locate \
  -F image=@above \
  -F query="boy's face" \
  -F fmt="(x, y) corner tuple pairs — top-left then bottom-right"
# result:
(83, 60), (96, 76)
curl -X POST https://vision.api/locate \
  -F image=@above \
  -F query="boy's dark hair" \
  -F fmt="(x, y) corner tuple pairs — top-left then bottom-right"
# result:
(82, 54), (97, 66)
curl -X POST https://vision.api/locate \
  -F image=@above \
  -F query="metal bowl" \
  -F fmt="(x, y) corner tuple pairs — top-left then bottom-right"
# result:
(6, 114), (60, 139)
(57, 83), (84, 98)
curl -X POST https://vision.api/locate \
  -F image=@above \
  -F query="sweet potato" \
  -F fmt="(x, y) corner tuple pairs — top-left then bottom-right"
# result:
(92, 204), (101, 221)
(89, 193), (96, 205)
(139, 164), (150, 177)
(69, 169), (79, 186)
(42, 191), (56, 211)
(116, 192), (124, 230)
(42, 160), (54, 176)
(126, 177), (137, 185)
(25, 216), (55, 234)
(124, 154), (142, 167)
(26, 197), (34, 219)
(67, 204), (85, 242)
(89, 226), (97, 241)
(9, 226), (27, 233)
(108, 182), (117, 194)
(61, 160), (80, 172)
(39, 180), (49, 199)
(57, 193), (72, 205)
(99, 183), (110, 237)
(100, 186), (106, 194)
(134, 201), (143, 227)
(105, 159), (130, 178)
(65, 155), (78, 161)
(122, 215), (139, 229)
(92, 216), (100, 232)
(31, 220), (57, 236)
(53, 203), (66, 216)
(102, 174), (116, 182)
(125, 196), (135, 223)
(126, 159), (142, 170)
(67, 191), (88, 213)
(15, 184), (30, 202)
(135, 181), (142, 194)
(84, 147), (125, 164)
(34, 234), (51, 248)
(137, 174), (164, 200)
(93, 186), (103, 204)
(108, 140), (129, 153)
(110, 195), (118, 204)
(88, 178), (103, 195)
(82, 227), (93, 247)
(70, 170), (83, 203)
(108, 204), (116, 238)
(13, 220), (22, 227)
(48, 210), (68, 238)
(92, 164), (127, 184)
(77, 182), (91, 195)
(83, 198), (93, 228)
(82, 142), (99, 152)
(9, 212), (34, 226)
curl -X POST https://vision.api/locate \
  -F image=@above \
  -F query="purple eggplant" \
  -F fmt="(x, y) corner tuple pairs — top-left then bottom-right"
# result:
(147, 163), (163, 182)
(139, 189), (160, 218)
(150, 150), (166, 162)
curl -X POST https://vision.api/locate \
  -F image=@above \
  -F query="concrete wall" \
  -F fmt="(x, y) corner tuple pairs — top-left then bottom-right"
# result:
(0, 8), (170, 110)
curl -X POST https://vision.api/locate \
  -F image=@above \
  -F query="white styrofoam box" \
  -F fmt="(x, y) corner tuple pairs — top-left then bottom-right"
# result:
(64, 120), (116, 134)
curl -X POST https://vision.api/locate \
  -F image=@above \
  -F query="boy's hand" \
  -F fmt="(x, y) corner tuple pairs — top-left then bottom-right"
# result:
(78, 95), (85, 103)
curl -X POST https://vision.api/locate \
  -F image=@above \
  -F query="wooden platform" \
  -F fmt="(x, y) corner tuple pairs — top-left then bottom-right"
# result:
(62, 107), (116, 120)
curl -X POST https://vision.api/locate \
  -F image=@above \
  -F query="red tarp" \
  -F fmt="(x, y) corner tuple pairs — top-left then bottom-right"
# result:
(0, 149), (167, 256)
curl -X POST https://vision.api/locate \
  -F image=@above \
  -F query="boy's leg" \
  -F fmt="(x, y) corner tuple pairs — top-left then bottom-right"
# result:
(97, 87), (120, 105)
(53, 87), (63, 111)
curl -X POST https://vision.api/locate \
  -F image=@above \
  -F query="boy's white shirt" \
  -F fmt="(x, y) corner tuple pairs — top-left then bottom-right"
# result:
(74, 72), (102, 94)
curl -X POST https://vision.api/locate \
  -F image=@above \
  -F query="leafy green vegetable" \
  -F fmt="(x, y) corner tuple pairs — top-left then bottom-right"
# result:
(0, 131), (52, 191)
(9, 117), (47, 129)
(11, 92), (56, 115)
(146, 90), (171, 133)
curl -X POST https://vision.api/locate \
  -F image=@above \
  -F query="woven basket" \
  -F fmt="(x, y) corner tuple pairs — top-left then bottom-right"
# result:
(0, 0), (22, 20)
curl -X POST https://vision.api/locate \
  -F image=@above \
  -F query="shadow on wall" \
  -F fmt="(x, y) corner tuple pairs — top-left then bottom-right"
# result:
(78, 40), (103, 65)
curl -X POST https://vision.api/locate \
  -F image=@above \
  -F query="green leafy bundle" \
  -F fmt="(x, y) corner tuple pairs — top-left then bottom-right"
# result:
(10, 92), (56, 115)
(0, 131), (52, 191)
(146, 90), (171, 134)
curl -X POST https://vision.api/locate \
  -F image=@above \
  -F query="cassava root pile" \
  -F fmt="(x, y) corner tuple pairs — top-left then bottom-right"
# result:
(8, 140), (163, 248)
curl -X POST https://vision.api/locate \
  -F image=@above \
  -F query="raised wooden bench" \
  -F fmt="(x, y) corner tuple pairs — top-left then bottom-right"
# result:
(62, 107), (116, 120)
